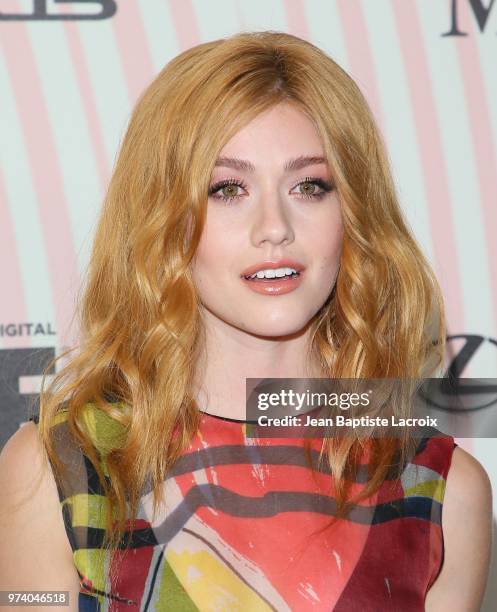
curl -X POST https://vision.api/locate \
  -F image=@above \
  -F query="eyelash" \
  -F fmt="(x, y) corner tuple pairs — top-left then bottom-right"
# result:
(208, 176), (335, 204)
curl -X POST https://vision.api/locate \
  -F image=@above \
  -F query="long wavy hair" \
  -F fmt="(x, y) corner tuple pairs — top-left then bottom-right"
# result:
(37, 31), (446, 559)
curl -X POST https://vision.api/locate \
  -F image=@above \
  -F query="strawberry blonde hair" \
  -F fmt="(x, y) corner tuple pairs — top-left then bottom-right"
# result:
(37, 31), (446, 557)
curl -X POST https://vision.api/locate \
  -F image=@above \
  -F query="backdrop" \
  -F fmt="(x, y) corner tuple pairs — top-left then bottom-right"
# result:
(0, 1), (496, 608)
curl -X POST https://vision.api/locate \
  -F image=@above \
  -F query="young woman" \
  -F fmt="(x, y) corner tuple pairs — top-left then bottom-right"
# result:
(0, 31), (492, 611)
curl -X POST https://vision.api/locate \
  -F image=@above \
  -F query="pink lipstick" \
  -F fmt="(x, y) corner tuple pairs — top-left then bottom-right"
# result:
(240, 259), (305, 296)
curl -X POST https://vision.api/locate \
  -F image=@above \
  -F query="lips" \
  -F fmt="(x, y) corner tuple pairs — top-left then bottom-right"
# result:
(240, 259), (306, 279)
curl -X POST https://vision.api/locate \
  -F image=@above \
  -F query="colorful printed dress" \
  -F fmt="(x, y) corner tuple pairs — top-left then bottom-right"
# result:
(31, 403), (457, 611)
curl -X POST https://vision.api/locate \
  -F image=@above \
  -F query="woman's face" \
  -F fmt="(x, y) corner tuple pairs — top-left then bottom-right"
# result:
(191, 101), (343, 338)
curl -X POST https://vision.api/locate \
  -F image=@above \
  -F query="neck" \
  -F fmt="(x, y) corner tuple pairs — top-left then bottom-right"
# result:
(193, 309), (325, 420)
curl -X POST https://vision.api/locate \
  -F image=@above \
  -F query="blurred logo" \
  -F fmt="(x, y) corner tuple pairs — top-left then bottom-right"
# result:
(419, 334), (497, 411)
(0, 0), (117, 21)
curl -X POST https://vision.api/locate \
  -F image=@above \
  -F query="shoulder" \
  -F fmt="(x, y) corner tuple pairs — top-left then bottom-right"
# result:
(0, 421), (50, 501)
(0, 421), (68, 541)
(443, 445), (492, 527)
(444, 445), (492, 532)
(0, 422), (81, 603)
(425, 444), (493, 610)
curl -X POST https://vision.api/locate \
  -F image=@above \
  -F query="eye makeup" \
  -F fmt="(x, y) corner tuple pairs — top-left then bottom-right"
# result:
(208, 176), (335, 204)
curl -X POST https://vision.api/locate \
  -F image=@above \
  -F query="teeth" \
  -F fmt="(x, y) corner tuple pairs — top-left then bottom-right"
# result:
(248, 267), (298, 280)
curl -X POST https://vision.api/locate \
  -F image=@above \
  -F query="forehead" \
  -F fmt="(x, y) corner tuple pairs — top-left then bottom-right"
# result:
(215, 103), (326, 170)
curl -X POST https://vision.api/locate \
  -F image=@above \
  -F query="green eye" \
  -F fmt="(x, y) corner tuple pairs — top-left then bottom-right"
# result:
(208, 179), (247, 203)
(292, 177), (335, 200)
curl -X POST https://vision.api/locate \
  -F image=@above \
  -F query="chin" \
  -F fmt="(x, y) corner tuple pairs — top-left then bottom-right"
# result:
(233, 316), (310, 339)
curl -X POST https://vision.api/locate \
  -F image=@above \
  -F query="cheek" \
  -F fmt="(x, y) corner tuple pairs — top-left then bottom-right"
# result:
(193, 220), (238, 277)
(309, 217), (343, 262)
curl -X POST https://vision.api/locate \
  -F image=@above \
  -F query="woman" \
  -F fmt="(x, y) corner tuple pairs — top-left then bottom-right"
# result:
(0, 30), (492, 611)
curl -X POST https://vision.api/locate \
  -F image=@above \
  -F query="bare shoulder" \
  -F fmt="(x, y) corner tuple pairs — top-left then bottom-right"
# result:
(425, 445), (493, 611)
(0, 422), (81, 610)
(0, 422), (54, 513)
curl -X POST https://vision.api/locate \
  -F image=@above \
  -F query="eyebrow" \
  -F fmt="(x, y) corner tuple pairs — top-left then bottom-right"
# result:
(214, 155), (328, 173)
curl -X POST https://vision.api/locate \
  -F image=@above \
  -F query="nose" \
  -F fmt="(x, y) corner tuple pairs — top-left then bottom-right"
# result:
(250, 194), (295, 248)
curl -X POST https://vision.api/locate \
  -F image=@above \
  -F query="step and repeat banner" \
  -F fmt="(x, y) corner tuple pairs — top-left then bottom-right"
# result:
(0, 0), (496, 607)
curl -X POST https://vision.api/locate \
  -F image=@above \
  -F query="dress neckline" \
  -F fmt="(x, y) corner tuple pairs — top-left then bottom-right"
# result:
(199, 410), (257, 424)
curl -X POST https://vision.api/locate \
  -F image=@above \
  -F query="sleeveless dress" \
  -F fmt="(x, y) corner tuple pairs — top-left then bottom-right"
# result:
(31, 403), (457, 611)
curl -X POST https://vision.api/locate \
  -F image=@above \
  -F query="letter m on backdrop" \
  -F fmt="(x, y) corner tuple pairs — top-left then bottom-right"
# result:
(443, 0), (497, 35)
